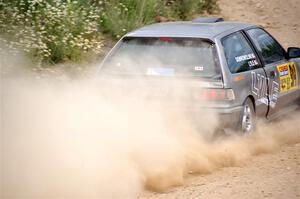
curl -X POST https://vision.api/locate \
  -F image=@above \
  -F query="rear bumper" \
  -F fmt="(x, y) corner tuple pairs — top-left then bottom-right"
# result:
(213, 106), (243, 129)
(180, 105), (243, 130)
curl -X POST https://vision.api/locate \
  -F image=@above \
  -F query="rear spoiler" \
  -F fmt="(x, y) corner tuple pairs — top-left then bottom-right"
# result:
(192, 17), (224, 23)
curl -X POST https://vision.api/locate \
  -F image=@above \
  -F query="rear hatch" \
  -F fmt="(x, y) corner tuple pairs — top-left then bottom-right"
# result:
(101, 37), (221, 79)
(98, 37), (232, 103)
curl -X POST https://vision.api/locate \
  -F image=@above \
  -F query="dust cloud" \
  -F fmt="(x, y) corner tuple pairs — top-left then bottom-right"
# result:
(1, 52), (300, 199)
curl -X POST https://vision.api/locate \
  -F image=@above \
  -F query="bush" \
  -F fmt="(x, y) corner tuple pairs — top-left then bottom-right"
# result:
(0, 0), (103, 64)
(0, 0), (218, 64)
(99, 0), (159, 39)
(99, 0), (218, 38)
(166, 0), (218, 20)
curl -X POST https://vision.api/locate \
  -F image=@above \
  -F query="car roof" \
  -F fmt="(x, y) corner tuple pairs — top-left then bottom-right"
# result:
(126, 21), (257, 40)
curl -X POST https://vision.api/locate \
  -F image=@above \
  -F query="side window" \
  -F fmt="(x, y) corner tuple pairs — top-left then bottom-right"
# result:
(246, 28), (285, 65)
(222, 32), (261, 73)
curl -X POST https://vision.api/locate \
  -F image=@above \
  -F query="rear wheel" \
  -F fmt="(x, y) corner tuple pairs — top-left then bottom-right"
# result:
(239, 98), (256, 135)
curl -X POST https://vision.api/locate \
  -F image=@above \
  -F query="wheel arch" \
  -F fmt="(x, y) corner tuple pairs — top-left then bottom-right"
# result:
(238, 95), (256, 134)
(245, 95), (256, 113)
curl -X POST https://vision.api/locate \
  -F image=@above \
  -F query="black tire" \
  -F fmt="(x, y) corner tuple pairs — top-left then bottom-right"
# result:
(238, 98), (256, 135)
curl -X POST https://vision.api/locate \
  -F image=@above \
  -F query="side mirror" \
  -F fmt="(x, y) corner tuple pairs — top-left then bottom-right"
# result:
(287, 47), (300, 59)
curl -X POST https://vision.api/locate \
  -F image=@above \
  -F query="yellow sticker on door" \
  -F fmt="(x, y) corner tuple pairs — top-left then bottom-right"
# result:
(277, 62), (298, 92)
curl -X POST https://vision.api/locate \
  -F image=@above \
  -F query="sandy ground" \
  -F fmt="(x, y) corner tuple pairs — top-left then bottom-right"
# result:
(139, 0), (300, 198)
(140, 144), (300, 199)
(219, 0), (300, 48)
(0, 0), (300, 199)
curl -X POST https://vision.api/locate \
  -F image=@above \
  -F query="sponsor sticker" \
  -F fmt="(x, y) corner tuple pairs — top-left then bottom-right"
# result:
(277, 62), (298, 92)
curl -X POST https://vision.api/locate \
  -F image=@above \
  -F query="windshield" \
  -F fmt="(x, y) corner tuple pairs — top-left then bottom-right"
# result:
(100, 37), (220, 78)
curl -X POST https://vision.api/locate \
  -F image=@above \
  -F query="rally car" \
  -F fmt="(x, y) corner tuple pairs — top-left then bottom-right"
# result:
(98, 17), (300, 134)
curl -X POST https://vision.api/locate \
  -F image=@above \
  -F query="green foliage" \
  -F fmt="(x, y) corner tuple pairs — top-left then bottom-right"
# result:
(0, 0), (218, 64)
(166, 0), (219, 20)
(99, 0), (218, 38)
(99, 0), (159, 39)
(0, 0), (103, 64)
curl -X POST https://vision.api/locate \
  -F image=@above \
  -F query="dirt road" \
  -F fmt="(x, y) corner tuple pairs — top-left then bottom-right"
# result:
(220, 0), (300, 48)
(140, 144), (300, 199)
(139, 0), (300, 198)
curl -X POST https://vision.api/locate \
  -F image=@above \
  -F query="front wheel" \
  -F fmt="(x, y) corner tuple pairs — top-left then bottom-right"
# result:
(239, 98), (256, 134)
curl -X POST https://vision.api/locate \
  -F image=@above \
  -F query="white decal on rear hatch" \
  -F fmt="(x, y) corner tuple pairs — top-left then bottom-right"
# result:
(194, 66), (204, 71)
(147, 68), (175, 76)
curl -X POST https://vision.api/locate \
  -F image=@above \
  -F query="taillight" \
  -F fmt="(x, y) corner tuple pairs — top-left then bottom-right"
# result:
(159, 37), (174, 41)
(194, 89), (235, 101)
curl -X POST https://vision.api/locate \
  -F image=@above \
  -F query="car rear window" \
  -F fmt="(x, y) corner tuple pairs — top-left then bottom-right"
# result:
(100, 37), (220, 78)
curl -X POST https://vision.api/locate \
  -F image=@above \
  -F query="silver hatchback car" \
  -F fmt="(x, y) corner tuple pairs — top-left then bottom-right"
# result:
(98, 18), (300, 134)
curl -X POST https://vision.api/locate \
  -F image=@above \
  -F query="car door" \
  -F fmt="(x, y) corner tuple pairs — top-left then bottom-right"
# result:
(245, 28), (299, 118)
(221, 31), (269, 118)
